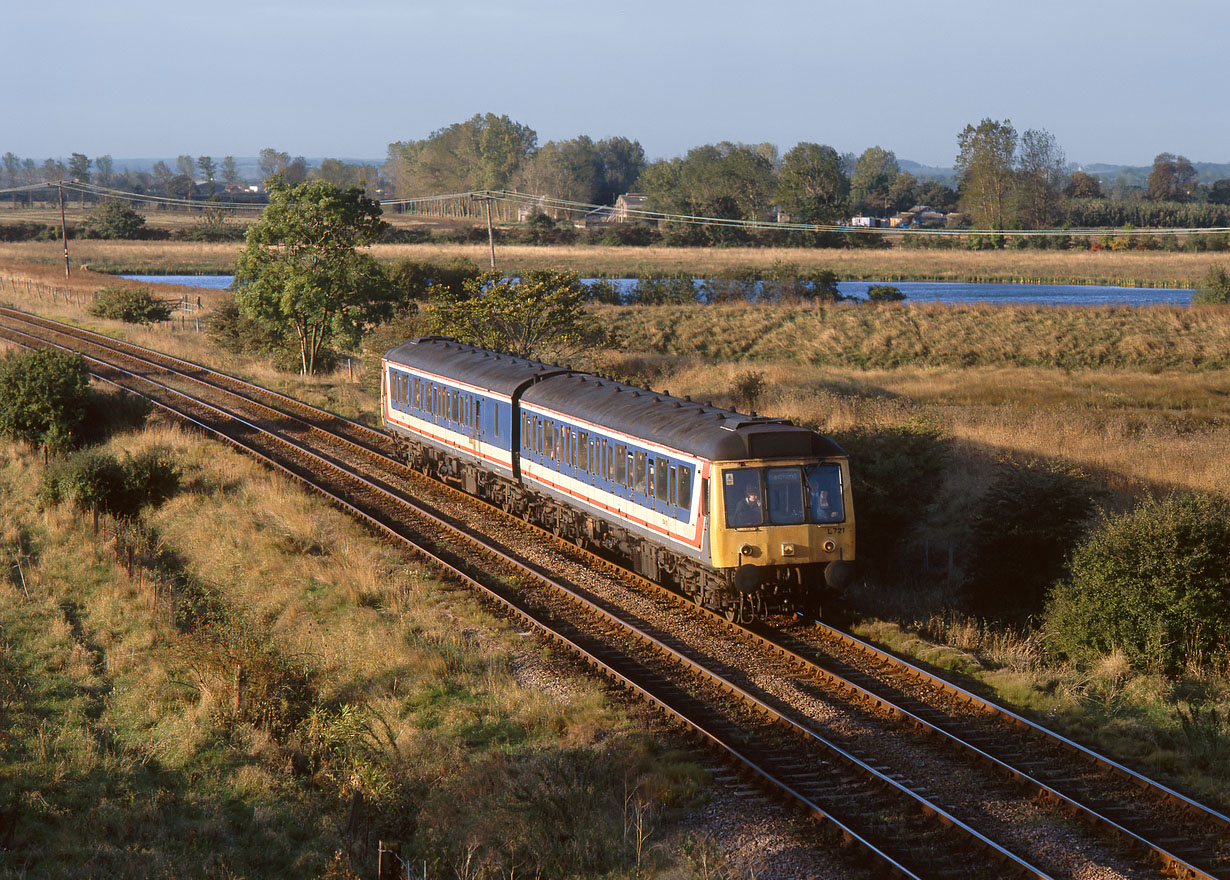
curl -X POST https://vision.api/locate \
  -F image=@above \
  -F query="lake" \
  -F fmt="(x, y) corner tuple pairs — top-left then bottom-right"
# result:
(122, 275), (1196, 307)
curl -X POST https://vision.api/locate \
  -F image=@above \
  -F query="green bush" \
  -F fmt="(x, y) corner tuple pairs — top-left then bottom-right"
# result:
(866, 284), (906, 302)
(0, 348), (91, 452)
(1043, 493), (1230, 673)
(83, 199), (146, 239)
(1192, 264), (1230, 305)
(88, 285), (174, 324)
(963, 457), (1096, 620)
(208, 298), (337, 373)
(831, 419), (948, 566)
(43, 446), (180, 519)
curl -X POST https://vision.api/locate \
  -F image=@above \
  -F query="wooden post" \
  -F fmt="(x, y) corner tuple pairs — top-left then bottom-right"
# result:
(58, 183), (70, 278)
(378, 841), (400, 880)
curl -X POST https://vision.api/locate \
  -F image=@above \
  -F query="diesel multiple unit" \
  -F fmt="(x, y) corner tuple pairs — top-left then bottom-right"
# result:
(382, 336), (854, 619)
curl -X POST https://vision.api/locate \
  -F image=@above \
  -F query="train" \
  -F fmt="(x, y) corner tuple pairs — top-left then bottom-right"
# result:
(381, 336), (855, 620)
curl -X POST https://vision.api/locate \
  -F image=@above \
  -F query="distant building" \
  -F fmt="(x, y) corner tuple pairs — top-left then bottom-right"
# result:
(612, 193), (648, 223)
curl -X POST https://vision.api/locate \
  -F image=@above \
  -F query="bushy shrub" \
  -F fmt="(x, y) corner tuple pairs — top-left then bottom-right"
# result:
(208, 299), (313, 373)
(0, 221), (60, 242)
(83, 199), (146, 239)
(1192, 264), (1230, 305)
(387, 257), (481, 308)
(589, 222), (659, 246)
(43, 446), (180, 519)
(866, 285), (905, 303)
(1043, 493), (1230, 673)
(963, 457), (1096, 620)
(88, 285), (174, 324)
(830, 419), (948, 566)
(0, 348), (91, 452)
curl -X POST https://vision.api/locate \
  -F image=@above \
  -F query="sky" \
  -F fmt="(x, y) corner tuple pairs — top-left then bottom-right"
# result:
(4, 0), (1228, 171)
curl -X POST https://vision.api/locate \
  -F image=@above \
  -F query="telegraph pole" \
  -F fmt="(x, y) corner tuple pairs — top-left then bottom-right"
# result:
(57, 182), (70, 277)
(470, 192), (497, 270)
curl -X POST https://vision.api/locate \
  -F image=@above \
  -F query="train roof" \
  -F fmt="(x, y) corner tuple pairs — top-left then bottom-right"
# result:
(523, 372), (845, 462)
(384, 336), (567, 397)
(384, 336), (846, 462)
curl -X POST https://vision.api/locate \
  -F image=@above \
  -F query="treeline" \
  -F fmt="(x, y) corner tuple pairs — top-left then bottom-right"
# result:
(383, 114), (1230, 236)
(0, 148), (387, 207)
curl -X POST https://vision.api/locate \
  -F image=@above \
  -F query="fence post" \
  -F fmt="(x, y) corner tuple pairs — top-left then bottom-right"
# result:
(378, 841), (401, 880)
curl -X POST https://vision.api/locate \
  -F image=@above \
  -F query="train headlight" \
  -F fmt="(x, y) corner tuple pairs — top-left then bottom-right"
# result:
(822, 540), (836, 553)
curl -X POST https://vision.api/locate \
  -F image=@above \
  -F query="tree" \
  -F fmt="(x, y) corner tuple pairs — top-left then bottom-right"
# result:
(152, 160), (172, 186)
(1, 152), (18, 187)
(1066, 170), (1102, 199)
(41, 158), (68, 182)
(259, 148), (292, 179)
(1192, 264), (1230, 304)
(0, 349), (92, 452)
(427, 269), (599, 360)
(233, 176), (394, 376)
(84, 199), (146, 239)
(955, 118), (1018, 228)
(595, 136), (647, 204)
(68, 152), (92, 205)
(94, 154), (114, 188)
(775, 142), (850, 224)
(1148, 153), (1197, 202)
(386, 114), (538, 198)
(1014, 129), (1066, 228)
(1209, 179), (1230, 206)
(221, 156), (239, 189)
(197, 156), (216, 195)
(518, 136), (603, 208)
(849, 147), (899, 216)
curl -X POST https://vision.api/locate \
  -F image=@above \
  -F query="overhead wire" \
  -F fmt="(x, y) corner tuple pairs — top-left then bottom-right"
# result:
(2, 180), (1229, 237)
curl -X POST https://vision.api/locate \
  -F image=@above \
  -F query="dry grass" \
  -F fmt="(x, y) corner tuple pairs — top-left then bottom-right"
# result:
(0, 413), (714, 877)
(1, 238), (1222, 286)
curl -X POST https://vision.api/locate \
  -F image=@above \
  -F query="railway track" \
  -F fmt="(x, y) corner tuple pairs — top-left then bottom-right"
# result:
(2, 306), (1226, 879)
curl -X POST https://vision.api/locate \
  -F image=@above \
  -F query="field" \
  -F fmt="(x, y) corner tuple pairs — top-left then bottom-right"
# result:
(0, 236), (1225, 287)
(1, 255), (1229, 875)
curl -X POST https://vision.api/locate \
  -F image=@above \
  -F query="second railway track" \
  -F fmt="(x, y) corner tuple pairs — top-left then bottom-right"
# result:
(2, 305), (1226, 880)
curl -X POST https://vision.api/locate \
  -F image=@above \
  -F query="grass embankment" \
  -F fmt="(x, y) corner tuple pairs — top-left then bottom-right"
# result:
(0, 421), (707, 878)
(0, 239), (1220, 287)
(2, 257), (1228, 829)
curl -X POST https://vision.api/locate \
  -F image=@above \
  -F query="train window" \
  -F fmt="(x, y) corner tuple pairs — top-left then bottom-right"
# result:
(536, 420), (543, 455)
(626, 452), (634, 488)
(607, 442), (614, 481)
(615, 445), (627, 484)
(474, 399), (480, 430)
(805, 463), (845, 523)
(765, 467), (805, 525)
(402, 375), (408, 405)
(724, 468), (764, 528)
(553, 427), (560, 461)
(634, 452), (647, 493)
(678, 467), (692, 511)
(656, 458), (670, 501)
(669, 467), (677, 505)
